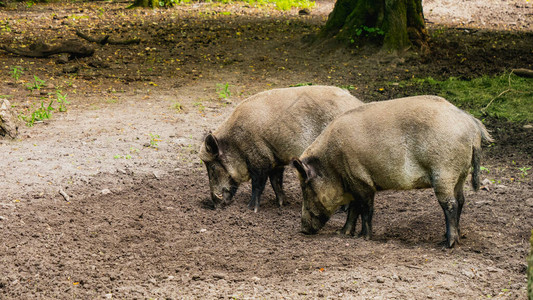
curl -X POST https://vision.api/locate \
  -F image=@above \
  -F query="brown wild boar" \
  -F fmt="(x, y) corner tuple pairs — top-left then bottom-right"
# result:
(199, 85), (363, 212)
(292, 95), (493, 248)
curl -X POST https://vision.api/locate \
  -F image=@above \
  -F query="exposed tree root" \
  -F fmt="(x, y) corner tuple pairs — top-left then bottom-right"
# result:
(75, 30), (141, 45)
(0, 39), (94, 58)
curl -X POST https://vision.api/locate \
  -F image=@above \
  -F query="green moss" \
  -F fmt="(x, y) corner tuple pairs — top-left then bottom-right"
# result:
(392, 72), (532, 123)
(439, 73), (533, 123)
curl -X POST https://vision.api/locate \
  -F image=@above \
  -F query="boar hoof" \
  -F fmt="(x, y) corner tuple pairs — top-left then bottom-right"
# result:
(247, 199), (260, 213)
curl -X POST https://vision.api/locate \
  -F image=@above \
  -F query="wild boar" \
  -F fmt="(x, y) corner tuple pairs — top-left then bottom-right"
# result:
(199, 85), (363, 212)
(292, 95), (493, 248)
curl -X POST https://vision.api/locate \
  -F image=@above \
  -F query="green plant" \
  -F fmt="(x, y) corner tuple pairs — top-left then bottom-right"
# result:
(19, 99), (54, 127)
(56, 89), (70, 112)
(26, 1), (35, 8)
(193, 102), (205, 113)
(26, 75), (46, 92)
(172, 102), (184, 113)
(149, 133), (161, 148)
(338, 84), (356, 90)
(216, 83), (231, 100)
(1, 21), (12, 32)
(290, 82), (313, 87)
(10, 66), (23, 81)
(519, 166), (531, 178)
(480, 166), (490, 174)
(355, 25), (384, 37)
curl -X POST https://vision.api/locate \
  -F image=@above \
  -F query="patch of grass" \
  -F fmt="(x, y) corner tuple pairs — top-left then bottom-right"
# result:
(396, 72), (532, 123)
(205, 0), (314, 10)
(438, 72), (533, 123)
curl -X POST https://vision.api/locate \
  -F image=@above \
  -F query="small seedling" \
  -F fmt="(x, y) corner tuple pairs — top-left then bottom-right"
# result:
(193, 102), (205, 113)
(19, 99), (55, 127)
(518, 166), (531, 178)
(480, 166), (490, 174)
(172, 102), (184, 113)
(26, 75), (46, 92)
(290, 82), (313, 87)
(56, 89), (70, 112)
(149, 133), (161, 148)
(10, 66), (23, 81)
(216, 83), (231, 100)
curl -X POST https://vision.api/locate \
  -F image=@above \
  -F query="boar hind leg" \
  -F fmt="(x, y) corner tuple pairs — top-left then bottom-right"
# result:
(269, 167), (287, 207)
(359, 194), (375, 240)
(339, 200), (362, 236)
(454, 175), (467, 237)
(249, 173), (268, 213)
(434, 185), (460, 248)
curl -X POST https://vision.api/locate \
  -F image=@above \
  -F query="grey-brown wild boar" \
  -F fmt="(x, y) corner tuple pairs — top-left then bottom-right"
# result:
(292, 95), (493, 248)
(199, 85), (363, 212)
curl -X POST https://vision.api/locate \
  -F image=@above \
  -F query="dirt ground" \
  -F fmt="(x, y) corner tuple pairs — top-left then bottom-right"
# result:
(1, 0), (532, 298)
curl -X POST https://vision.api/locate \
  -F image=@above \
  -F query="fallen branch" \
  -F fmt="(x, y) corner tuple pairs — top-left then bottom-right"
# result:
(76, 30), (141, 45)
(0, 39), (94, 58)
(59, 188), (71, 202)
(512, 68), (533, 78)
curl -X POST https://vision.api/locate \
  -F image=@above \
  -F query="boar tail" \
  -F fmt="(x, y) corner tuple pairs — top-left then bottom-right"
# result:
(471, 146), (481, 191)
(473, 118), (494, 143)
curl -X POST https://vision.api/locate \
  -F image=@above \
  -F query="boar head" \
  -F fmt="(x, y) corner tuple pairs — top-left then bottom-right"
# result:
(292, 157), (342, 234)
(200, 134), (239, 208)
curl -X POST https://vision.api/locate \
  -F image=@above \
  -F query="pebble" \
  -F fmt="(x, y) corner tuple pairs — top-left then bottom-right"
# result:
(101, 189), (112, 195)
(199, 228), (207, 233)
(523, 124), (532, 129)
(376, 277), (386, 283)
(526, 198), (533, 207)
(104, 294), (113, 299)
(251, 276), (261, 281)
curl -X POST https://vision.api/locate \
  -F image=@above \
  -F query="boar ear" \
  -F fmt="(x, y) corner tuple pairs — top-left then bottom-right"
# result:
(292, 158), (315, 182)
(205, 134), (221, 157)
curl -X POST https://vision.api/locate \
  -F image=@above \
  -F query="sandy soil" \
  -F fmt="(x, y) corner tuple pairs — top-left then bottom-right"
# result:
(0, 0), (532, 298)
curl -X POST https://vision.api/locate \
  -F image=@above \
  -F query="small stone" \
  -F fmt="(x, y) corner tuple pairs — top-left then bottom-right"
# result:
(199, 228), (207, 233)
(376, 277), (386, 283)
(523, 124), (532, 129)
(167, 275), (175, 280)
(298, 8), (310, 15)
(481, 179), (492, 186)
(461, 270), (475, 278)
(0, 216), (6, 221)
(487, 267), (502, 273)
(62, 65), (79, 74)
(212, 273), (226, 280)
(101, 189), (112, 195)
(525, 198), (533, 207)
(104, 294), (113, 299)
(251, 276), (261, 281)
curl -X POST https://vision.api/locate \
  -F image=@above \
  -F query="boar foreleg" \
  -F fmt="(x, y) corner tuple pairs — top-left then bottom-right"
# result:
(269, 167), (287, 207)
(249, 173), (268, 213)
(339, 200), (362, 236)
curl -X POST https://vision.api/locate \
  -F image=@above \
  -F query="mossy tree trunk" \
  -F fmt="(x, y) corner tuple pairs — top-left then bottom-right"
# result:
(321, 0), (428, 52)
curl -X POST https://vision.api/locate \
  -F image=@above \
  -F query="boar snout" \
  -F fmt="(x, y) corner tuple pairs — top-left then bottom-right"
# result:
(301, 209), (329, 235)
